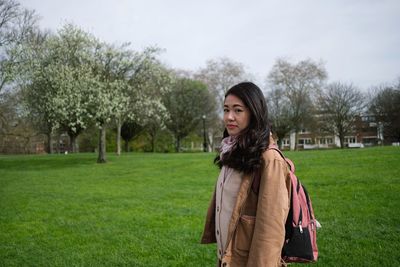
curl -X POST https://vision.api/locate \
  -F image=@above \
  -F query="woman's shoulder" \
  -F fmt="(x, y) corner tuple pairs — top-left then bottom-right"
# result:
(262, 147), (285, 163)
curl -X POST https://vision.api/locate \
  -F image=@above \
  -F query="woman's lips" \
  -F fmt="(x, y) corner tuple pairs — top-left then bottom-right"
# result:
(226, 124), (237, 129)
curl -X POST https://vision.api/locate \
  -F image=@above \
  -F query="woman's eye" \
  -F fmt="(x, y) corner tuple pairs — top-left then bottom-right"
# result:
(235, 109), (243, 113)
(223, 109), (229, 113)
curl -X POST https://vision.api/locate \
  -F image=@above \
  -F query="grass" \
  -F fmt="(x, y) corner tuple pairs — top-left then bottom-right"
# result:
(0, 147), (399, 266)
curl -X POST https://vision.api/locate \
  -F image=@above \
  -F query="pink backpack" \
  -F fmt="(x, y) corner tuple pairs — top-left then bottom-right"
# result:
(253, 146), (320, 263)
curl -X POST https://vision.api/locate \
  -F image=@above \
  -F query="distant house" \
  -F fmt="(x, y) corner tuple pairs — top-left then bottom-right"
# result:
(280, 114), (382, 150)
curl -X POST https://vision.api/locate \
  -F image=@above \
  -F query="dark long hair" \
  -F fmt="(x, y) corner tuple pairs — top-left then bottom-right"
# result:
(214, 82), (270, 174)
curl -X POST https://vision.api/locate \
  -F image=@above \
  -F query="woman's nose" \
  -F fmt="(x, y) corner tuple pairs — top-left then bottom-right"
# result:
(227, 111), (234, 120)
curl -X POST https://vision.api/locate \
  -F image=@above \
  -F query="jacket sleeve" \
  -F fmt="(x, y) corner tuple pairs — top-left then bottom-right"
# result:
(247, 152), (290, 267)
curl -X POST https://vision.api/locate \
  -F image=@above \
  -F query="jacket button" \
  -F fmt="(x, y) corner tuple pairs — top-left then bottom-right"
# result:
(216, 230), (219, 235)
(217, 206), (220, 212)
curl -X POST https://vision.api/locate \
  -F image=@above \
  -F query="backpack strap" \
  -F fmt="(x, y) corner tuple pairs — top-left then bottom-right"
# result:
(252, 145), (292, 194)
(266, 144), (295, 172)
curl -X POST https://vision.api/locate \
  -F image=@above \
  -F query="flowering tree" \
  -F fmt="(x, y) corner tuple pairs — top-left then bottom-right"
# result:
(18, 24), (99, 153)
(44, 25), (99, 153)
(92, 43), (169, 161)
(129, 60), (172, 152)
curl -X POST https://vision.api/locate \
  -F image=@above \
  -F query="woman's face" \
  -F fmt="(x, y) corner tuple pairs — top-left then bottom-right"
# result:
(223, 94), (251, 136)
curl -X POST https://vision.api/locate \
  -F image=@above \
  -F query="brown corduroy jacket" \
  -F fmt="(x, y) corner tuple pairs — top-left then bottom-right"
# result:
(201, 147), (291, 267)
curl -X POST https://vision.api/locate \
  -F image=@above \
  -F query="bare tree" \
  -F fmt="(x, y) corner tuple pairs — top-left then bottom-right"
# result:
(317, 82), (365, 148)
(268, 58), (327, 150)
(1, 0), (39, 93)
(266, 87), (291, 149)
(195, 57), (249, 106)
(194, 57), (249, 149)
(369, 79), (400, 143)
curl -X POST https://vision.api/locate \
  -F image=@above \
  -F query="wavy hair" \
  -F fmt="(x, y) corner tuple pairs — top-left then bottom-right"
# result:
(214, 82), (271, 174)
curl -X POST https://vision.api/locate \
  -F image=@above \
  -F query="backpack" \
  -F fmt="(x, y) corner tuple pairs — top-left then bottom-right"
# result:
(252, 145), (320, 263)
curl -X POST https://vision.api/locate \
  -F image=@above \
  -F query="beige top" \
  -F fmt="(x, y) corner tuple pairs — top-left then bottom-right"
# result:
(215, 166), (243, 259)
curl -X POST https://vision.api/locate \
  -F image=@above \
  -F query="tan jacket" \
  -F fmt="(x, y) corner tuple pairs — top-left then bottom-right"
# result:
(201, 147), (291, 267)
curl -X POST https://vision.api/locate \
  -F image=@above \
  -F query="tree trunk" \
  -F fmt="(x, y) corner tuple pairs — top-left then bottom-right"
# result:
(69, 134), (77, 153)
(339, 133), (345, 149)
(175, 136), (181, 152)
(46, 130), (53, 154)
(151, 134), (155, 152)
(149, 129), (157, 152)
(57, 133), (61, 153)
(116, 120), (121, 156)
(97, 125), (107, 163)
(294, 130), (299, 151)
(124, 140), (129, 152)
(207, 132), (214, 152)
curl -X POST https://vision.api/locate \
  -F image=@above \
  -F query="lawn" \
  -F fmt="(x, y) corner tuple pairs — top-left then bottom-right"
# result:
(0, 147), (399, 266)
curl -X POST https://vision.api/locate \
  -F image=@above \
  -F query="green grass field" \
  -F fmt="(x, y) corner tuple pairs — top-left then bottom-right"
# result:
(1, 147), (399, 266)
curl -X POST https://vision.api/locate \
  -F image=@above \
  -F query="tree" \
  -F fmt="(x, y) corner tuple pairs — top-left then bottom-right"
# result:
(194, 57), (244, 149)
(19, 24), (100, 154)
(317, 82), (365, 148)
(0, 89), (29, 153)
(91, 42), (137, 162)
(44, 25), (99, 153)
(195, 57), (249, 107)
(13, 29), (60, 153)
(163, 78), (212, 152)
(266, 87), (291, 149)
(92, 43), (170, 161)
(1, 0), (39, 93)
(268, 58), (327, 150)
(0, 0), (40, 153)
(369, 80), (400, 143)
(127, 53), (171, 153)
(120, 121), (142, 152)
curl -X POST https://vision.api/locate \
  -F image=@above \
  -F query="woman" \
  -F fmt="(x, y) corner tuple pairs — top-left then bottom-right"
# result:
(201, 82), (291, 267)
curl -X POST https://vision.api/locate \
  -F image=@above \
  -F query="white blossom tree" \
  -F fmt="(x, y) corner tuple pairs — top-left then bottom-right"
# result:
(17, 24), (99, 153)
(130, 60), (172, 153)
(45, 25), (99, 153)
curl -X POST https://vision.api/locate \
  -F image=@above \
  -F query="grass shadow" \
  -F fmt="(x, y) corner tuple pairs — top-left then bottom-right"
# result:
(0, 153), (98, 172)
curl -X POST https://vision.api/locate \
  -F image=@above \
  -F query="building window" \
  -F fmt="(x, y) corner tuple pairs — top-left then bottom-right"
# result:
(319, 138), (333, 145)
(299, 138), (312, 145)
(300, 128), (310, 134)
(282, 139), (290, 145)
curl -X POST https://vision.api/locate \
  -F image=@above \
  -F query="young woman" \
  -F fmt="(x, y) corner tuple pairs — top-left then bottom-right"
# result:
(201, 82), (291, 267)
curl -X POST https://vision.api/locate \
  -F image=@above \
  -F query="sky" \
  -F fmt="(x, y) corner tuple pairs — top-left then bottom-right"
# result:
(19, 0), (400, 91)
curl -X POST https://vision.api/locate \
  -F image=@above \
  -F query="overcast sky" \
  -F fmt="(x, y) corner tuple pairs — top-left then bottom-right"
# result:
(20, 0), (400, 90)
